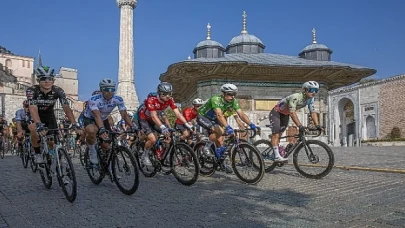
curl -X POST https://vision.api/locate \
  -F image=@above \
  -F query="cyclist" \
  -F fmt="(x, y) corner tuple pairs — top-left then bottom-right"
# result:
(197, 83), (257, 162)
(83, 79), (136, 164)
(15, 100), (31, 143)
(137, 82), (192, 167)
(26, 66), (80, 163)
(0, 115), (8, 143)
(9, 118), (18, 148)
(77, 90), (100, 144)
(269, 81), (322, 162)
(174, 98), (204, 144)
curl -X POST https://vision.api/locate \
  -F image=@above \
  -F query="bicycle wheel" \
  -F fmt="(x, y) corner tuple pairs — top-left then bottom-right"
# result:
(19, 144), (28, 168)
(135, 142), (158, 178)
(293, 140), (335, 179)
(84, 148), (104, 184)
(78, 145), (85, 167)
(39, 154), (53, 189)
(56, 148), (77, 202)
(112, 146), (139, 195)
(231, 142), (265, 185)
(170, 143), (199, 186)
(193, 141), (216, 176)
(253, 140), (278, 173)
(30, 154), (38, 172)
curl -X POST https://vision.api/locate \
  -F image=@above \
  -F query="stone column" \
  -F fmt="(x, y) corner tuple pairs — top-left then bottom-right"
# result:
(117, 0), (140, 114)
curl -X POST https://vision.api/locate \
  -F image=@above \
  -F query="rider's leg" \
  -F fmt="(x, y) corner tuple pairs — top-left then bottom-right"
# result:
(269, 109), (288, 162)
(28, 123), (43, 162)
(85, 123), (99, 164)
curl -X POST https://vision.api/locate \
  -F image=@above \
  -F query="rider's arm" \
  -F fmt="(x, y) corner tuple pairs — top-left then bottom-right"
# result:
(87, 99), (104, 129)
(173, 108), (188, 125)
(26, 88), (41, 124)
(213, 108), (228, 127)
(56, 88), (77, 125)
(233, 113), (246, 128)
(287, 96), (303, 127)
(308, 99), (320, 126)
(235, 109), (252, 126)
(119, 111), (133, 128)
(161, 115), (171, 128)
(150, 110), (164, 127)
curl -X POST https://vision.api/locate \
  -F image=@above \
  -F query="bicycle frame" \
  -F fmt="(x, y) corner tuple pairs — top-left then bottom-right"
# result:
(278, 129), (322, 158)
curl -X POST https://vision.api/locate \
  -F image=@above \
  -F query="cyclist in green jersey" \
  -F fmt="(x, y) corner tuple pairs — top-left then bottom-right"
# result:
(269, 81), (323, 162)
(197, 83), (257, 158)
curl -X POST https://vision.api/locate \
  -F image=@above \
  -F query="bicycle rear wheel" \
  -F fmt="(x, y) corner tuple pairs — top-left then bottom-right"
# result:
(56, 148), (77, 202)
(84, 148), (104, 185)
(193, 141), (216, 176)
(112, 146), (139, 195)
(253, 140), (278, 173)
(293, 140), (335, 179)
(171, 143), (199, 186)
(231, 143), (265, 184)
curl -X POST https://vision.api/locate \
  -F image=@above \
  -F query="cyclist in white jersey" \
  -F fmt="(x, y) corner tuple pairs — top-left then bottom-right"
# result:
(269, 81), (322, 162)
(83, 78), (136, 164)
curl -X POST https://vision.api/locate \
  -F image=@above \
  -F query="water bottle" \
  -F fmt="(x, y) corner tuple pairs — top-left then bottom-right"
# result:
(155, 139), (165, 160)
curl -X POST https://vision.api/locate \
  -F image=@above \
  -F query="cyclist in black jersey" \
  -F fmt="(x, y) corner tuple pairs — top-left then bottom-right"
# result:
(26, 66), (81, 163)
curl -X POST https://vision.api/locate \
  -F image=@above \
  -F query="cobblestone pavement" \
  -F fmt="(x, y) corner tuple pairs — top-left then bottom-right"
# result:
(0, 147), (404, 228)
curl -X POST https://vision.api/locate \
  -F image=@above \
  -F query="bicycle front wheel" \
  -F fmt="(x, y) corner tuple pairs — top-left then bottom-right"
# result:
(56, 148), (77, 202)
(231, 143), (265, 185)
(293, 140), (335, 179)
(112, 146), (140, 195)
(0, 139), (4, 159)
(171, 143), (199, 186)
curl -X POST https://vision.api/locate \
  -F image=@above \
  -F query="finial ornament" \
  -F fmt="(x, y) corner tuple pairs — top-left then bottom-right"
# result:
(187, 55), (191, 60)
(117, 0), (137, 8)
(206, 23), (211, 40)
(312, 28), (317, 44)
(241, 11), (248, 34)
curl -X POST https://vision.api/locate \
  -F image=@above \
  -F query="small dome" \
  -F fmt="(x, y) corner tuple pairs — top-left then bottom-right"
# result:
(301, 43), (330, 52)
(195, 39), (224, 49)
(228, 33), (264, 46)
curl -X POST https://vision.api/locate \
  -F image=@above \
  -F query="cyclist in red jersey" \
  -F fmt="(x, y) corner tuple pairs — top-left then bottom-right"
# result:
(138, 82), (192, 167)
(175, 98), (204, 144)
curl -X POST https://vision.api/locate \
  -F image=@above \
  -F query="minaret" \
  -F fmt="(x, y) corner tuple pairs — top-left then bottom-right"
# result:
(116, 0), (140, 112)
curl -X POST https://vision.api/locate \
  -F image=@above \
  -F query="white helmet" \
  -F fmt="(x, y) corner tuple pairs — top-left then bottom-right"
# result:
(192, 98), (204, 105)
(99, 78), (116, 88)
(220, 83), (238, 93)
(302, 81), (319, 90)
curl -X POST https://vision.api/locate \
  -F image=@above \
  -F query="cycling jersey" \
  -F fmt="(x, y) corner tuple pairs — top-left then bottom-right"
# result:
(15, 108), (31, 123)
(175, 107), (197, 124)
(274, 92), (315, 115)
(25, 85), (69, 117)
(138, 95), (177, 120)
(78, 113), (85, 127)
(84, 94), (126, 120)
(198, 95), (240, 120)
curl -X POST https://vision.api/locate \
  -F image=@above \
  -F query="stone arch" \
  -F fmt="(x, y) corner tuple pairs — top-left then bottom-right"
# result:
(366, 115), (376, 139)
(334, 97), (357, 146)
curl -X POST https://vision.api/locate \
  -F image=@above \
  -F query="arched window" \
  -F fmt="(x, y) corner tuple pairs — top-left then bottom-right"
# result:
(27, 61), (30, 68)
(22, 60), (25, 67)
(5, 59), (12, 67)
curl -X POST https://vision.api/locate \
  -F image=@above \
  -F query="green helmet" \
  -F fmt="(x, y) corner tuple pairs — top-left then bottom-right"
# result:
(34, 66), (55, 78)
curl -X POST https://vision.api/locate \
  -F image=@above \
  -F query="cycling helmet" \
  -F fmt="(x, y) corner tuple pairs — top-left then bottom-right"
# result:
(302, 81), (320, 90)
(92, 90), (101, 96)
(220, 83), (238, 93)
(192, 98), (204, 105)
(23, 100), (29, 107)
(157, 82), (173, 93)
(99, 78), (116, 88)
(34, 66), (55, 78)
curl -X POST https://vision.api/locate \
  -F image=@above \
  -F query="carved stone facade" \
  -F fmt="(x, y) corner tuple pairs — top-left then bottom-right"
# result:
(0, 52), (34, 85)
(115, 0), (139, 120)
(328, 74), (405, 147)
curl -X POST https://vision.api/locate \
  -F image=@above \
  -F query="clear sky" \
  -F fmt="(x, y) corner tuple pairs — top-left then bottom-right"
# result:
(1, 0), (404, 101)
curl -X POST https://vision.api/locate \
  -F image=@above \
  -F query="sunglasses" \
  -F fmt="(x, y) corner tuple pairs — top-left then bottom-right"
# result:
(308, 88), (319, 93)
(101, 87), (116, 93)
(39, 77), (54, 82)
(159, 92), (172, 97)
(225, 92), (237, 97)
